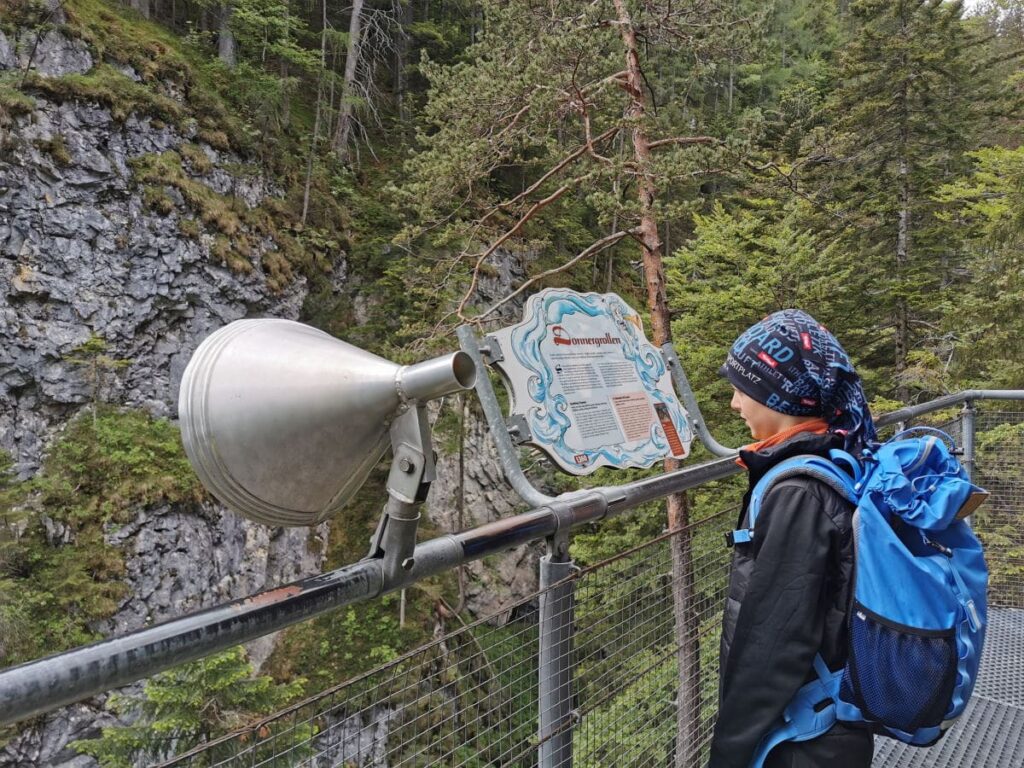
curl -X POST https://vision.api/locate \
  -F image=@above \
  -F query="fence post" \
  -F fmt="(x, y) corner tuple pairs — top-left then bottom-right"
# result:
(962, 400), (976, 481)
(538, 534), (575, 768)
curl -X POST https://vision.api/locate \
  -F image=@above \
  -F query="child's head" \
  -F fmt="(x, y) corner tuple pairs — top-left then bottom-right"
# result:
(729, 386), (815, 440)
(720, 309), (876, 448)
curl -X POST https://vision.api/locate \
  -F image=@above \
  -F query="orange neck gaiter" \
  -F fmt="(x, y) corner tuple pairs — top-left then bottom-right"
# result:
(735, 418), (830, 469)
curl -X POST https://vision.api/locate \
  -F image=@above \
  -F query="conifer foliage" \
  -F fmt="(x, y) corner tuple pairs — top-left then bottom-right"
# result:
(72, 646), (307, 767)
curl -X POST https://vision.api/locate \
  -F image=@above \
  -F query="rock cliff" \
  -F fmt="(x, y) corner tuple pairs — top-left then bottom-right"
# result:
(0, 16), (537, 768)
(0, 24), (327, 768)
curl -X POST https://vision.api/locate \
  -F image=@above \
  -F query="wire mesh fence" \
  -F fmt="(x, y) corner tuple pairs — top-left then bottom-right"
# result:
(157, 408), (1024, 768)
(156, 509), (736, 768)
(571, 513), (734, 768)
(875, 409), (1024, 767)
(973, 411), (1024, 610)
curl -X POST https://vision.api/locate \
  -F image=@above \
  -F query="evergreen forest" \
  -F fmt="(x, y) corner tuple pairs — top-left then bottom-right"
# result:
(1, 0), (1023, 764)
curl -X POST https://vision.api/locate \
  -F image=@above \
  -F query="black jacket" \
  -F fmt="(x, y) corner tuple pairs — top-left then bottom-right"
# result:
(708, 432), (872, 768)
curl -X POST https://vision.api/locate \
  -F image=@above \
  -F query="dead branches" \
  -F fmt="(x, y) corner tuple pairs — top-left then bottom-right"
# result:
(472, 228), (639, 324)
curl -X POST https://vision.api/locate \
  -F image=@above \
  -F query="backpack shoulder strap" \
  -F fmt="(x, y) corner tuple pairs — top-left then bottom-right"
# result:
(728, 455), (859, 547)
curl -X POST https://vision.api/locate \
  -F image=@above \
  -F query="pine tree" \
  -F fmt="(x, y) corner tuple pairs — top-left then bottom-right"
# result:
(396, 4), (755, 763)
(936, 146), (1024, 388)
(72, 647), (308, 767)
(803, 0), (981, 400)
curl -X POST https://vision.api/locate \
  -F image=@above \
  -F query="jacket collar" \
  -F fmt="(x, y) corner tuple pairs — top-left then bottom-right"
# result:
(739, 431), (844, 487)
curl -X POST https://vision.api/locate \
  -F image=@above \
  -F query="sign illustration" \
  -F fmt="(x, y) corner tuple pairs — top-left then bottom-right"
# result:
(488, 289), (692, 475)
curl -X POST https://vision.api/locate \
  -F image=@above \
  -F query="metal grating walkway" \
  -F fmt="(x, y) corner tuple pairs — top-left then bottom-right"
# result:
(873, 608), (1024, 767)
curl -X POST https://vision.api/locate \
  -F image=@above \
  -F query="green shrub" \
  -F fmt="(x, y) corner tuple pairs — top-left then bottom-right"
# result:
(72, 646), (308, 768)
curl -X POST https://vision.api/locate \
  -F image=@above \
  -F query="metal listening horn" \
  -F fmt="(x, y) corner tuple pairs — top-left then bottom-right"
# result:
(178, 319), (476, 528)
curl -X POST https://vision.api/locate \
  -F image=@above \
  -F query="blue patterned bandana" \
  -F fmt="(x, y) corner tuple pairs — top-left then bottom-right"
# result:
(720, 309), (877, 450)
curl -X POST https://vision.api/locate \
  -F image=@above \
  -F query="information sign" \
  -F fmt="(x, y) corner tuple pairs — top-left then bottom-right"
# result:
(488, 289), (693, 475)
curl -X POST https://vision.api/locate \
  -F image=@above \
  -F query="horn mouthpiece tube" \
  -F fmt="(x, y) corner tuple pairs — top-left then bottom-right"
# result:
(396, 351), (477, 403)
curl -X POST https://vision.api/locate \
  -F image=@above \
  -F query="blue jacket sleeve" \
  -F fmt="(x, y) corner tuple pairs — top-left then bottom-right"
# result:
(708, 482), (837, 768)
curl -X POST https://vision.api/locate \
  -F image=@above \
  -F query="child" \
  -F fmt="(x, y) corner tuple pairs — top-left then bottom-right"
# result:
(708, 309), (875, 768)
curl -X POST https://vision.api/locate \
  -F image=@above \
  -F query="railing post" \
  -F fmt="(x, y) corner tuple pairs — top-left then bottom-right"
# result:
(962, 399), (976, 481)
(538, 534), (575, 768)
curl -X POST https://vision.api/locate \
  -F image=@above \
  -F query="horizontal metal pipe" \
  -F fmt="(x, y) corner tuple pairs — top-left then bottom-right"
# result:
(875, 390), (1024, 428)
(0, 459), (737, 728)
(1, 389), (1019, 728)
(0, 560), (384, 727)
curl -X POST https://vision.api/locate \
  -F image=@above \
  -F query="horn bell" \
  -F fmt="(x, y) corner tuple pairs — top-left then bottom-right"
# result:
(178, 319), (400, 527)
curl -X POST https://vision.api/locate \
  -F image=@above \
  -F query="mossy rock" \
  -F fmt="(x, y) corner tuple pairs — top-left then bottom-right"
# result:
(0, 406), (204, 667)
(26, 63), (185, 123)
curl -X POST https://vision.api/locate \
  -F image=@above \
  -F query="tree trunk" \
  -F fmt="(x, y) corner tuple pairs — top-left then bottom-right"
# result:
(129, 0), (150, 19)
(395, 0), (412, 131)
(301, 0), (329, 225)
(895, 22), (911, 403)
(612, 2), (700, 765)
(278, 3), (292, 128)
(896, 151), (911, 402)
(218, 3), (236, 67)
(280, 58), (291, 127)
(333, 0), (365, 159)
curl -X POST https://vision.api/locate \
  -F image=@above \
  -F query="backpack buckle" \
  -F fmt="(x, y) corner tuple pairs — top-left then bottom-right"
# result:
(726, 528), (753, 547)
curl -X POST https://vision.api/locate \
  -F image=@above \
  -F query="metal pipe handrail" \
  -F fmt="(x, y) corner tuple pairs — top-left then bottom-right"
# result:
(662, 342), (737, 458)
(0, 389), (1019, 727)
(875, 390), (1024, 427)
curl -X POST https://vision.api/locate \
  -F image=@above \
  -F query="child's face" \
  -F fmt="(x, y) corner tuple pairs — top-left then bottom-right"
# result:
(730, 388), (786, 441)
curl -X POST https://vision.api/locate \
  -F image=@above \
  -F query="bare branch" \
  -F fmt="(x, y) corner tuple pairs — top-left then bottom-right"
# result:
(497, 125), (619, 211)
(456, 183), (574, 319)
(491, 102), (534, 142)
(471, 228), (639, 324)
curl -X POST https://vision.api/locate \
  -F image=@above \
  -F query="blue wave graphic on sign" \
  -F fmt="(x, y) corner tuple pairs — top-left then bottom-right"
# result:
(495, 289), (692, 474)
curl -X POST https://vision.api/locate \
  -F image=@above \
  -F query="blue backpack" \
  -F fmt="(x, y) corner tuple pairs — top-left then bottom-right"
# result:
(735, 429), (990, 767)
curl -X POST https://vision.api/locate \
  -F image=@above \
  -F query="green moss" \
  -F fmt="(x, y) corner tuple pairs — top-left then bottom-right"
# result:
(131, 150), (242, 234)
(0, 0), (50, 32)
(1, 0), (251, 152)
(36, 406), (203, 527)
(63, 0), (191, 83)
(261, 250), (291, 291)
(0, 73), (37, 125)
(7, 0), (347, 300)
(195, 128), (230, 151)
(0, 407), (204, 668)
(178, 142), (212, 175)
(178, 217), (200, 239)
(35, 134), (71, 166)
(130, 150), (336, 291)
(143, 184), (175, 215)
(212, 233), (252, 274)
(27, 64), (185, 123)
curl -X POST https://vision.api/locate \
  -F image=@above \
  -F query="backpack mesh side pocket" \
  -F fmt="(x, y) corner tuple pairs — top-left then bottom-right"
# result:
(839, 603), (958, 733)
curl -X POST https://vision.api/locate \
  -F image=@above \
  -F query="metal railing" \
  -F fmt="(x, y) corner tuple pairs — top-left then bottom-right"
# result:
(152, 403), (1024, 768)
(0, 385), (1022, 767)
(153, 511), (737, 768)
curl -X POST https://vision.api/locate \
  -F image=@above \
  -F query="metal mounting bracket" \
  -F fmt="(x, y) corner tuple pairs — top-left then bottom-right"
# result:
(367, 405), (435, 583)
